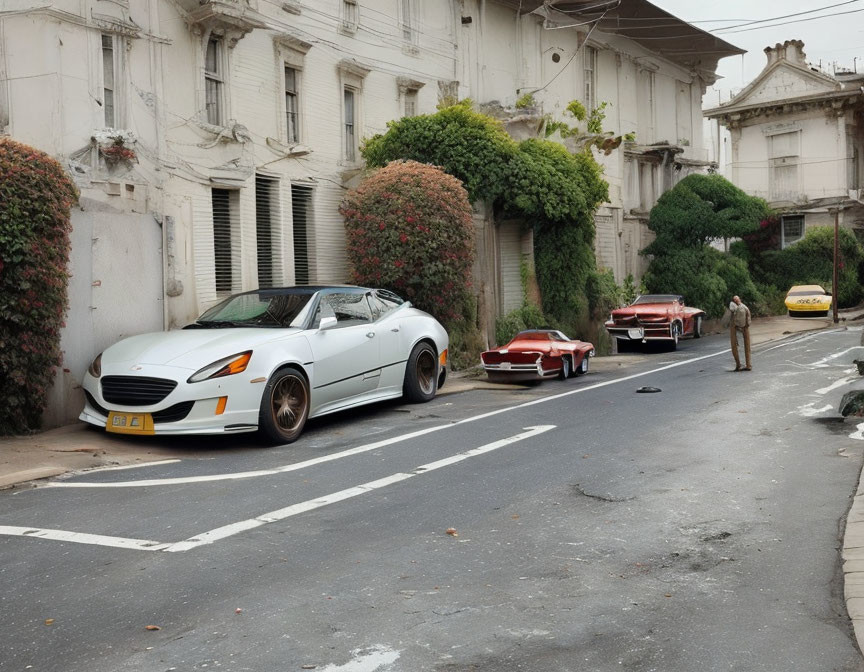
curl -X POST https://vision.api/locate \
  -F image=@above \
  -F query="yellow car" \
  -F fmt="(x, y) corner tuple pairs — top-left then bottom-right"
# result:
(785, 284), (832, 317)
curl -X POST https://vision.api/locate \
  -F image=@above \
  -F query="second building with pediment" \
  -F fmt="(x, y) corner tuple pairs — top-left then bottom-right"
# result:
(706, 40), (864, 248)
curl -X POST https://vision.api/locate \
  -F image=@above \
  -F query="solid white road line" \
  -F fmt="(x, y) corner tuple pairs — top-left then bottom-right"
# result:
(0, 525), (169, 551)
(165, 425), (555, 552)
(47, 349), (732, 489)
(810, 346), (864, 368)
(1, 426), (555, 553)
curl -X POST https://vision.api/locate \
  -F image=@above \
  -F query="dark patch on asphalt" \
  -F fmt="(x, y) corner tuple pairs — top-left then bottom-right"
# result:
(701, 531), (732, 542)
(636, 386), (661, 393)
(571, 484), (634, 503)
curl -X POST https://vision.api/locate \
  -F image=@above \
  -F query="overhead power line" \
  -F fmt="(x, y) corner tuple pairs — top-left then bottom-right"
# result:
(715, 7), (864, 35)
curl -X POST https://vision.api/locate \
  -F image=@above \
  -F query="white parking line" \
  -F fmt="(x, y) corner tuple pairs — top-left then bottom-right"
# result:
(1, 426), (555, 553)
(47, 348), (731, 489)
(0, 526), (169, 551)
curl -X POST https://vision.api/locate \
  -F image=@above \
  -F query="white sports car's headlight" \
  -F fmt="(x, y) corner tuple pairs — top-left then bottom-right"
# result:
(187, 351), (252, 384)
(88, 353), (102, 378)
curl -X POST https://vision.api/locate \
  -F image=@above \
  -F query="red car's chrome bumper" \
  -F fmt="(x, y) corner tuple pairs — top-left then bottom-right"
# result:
(481, 351), (560, 380)
(605, 323), (675, 340)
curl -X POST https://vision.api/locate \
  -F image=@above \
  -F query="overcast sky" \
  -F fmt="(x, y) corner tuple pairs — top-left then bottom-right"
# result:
(650, 0), (864, 105)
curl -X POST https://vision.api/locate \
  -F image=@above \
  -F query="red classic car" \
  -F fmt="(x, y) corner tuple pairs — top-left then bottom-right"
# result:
(481, 329), (595, 382)
(605, 294), (705, 349)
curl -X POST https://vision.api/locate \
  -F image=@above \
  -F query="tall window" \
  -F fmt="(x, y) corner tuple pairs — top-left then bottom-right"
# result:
(768, 130), (799, 201)
(285, 66), (299, 143)
(341, 0), (359, 33)
(781, 215), (804, 248)
(583, 46), (597, 112)
(344, 87), (356, 161)
(212, 188), (235, 294)
(404, 89), (418, 117)
(292, 183), (313, 285)
(401, 0), (413, 42)
(102, 34), (115, 128)
(256, 175), (280, 289)
(205, 38), (224, 126)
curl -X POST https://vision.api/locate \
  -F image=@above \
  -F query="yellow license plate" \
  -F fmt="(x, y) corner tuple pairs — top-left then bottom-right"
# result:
(106, 411), (155, 435)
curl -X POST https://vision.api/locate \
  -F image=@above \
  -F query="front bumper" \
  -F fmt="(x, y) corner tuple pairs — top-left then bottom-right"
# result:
(605, 323), (675, 341)
(79, 365), (263, 435)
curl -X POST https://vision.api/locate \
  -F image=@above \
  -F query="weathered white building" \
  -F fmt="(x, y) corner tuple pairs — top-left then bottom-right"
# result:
(706, 40), (864, 247)
(0, 0), (739, 425)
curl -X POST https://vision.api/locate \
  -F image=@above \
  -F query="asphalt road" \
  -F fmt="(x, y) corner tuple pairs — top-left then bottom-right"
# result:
(2, 328), (864, 672)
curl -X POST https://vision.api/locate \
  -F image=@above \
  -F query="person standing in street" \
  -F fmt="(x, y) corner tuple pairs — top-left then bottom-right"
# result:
(729, 295), (752, 371)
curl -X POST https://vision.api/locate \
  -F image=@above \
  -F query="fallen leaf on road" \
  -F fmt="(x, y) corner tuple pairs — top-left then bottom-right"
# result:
(301, 666), (317, 670)
(446, 528), (458, 537)
(664, 594), (672, 598)
(235, 608), (243, 614)
(44, 619), (54, 626)
(511, 514), (520, 520)
(145, 625), (161, 631)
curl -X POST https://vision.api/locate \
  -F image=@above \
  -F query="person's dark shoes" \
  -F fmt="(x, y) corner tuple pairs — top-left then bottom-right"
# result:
(734, 365), (742, 371)
(743, 366), (752, 371)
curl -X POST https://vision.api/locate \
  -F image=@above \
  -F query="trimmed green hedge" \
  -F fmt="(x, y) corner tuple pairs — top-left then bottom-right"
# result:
(752, 226), (864, 308)
(0, 139), (78, 434)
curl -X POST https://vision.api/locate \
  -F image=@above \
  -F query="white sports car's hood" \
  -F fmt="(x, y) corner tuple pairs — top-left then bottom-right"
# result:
(102, 328), (302, 369)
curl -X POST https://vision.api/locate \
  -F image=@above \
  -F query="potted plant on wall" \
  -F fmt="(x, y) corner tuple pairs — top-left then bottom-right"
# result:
(92, 129), (137, 166)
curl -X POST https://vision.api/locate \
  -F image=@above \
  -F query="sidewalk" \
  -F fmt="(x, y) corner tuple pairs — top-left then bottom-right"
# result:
(0, 312), (837, 490)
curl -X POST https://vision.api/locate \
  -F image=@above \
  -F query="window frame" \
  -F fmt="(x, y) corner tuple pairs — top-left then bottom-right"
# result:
(340, 0), (359, 34)
(337, 59), (370, 165)
(404, 88), (418, 118)
(101, 34), (116, 128)
(781, 214), (805, 249)
(400, 0), (415, 44)
(204, 36), (225, 126)
(284, 65), (300, 143)
(583, 45), (597, 113)
(343, 86), (357, 162)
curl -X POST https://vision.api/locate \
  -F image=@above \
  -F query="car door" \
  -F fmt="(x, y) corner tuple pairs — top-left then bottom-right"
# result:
(368, 291), (405, 393)
(306, 291), (380, 408)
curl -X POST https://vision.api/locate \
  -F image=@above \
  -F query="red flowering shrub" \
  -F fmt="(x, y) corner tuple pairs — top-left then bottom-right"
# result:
(0, 139), (78, 434)
(341, 160), (474, 324)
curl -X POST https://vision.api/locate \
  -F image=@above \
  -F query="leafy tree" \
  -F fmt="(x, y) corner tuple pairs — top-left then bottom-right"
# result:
(362, 101), (516, 205)
(362, 102), (610, 342)
(642, 174), (770, 317)
(0, 139), (78, 434)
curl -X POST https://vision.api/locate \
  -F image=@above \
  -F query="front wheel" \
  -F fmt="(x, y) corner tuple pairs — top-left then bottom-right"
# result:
(575, 354), (589, 375)
(258, 367), (309, 444)
(668, 323), (680, 351)
(558, 356), (571, 380)
(403, 342), (438, 403)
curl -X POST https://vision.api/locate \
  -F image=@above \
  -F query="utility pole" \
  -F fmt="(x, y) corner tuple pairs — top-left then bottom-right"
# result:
(832, 207), (840, 324)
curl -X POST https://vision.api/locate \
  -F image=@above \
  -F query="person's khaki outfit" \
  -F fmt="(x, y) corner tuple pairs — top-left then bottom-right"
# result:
(730, 302), (752, 371)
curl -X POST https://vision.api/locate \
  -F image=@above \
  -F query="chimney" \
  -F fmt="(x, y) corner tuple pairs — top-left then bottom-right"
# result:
(764, 40), (807, 68)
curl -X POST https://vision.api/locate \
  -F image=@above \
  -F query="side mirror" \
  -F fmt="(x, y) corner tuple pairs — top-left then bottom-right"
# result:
(318, 316), (337, 331)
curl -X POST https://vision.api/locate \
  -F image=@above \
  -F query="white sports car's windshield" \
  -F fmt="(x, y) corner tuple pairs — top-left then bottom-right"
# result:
(193, 292), (313, 328)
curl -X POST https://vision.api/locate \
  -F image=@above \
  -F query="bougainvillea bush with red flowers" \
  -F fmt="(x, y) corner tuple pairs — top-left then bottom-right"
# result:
(0, 139), (78, 434)
(341, 160), (481, 365)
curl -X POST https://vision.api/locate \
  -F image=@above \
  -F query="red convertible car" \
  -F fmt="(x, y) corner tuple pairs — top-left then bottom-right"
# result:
(481, 329), (595, 382)
(605, 294), (705, 349)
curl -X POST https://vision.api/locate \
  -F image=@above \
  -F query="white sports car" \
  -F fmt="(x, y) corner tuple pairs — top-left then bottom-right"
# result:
(80, 286), (449, 443)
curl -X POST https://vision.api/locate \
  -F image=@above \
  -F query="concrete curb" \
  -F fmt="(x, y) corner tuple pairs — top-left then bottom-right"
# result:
(842, 327), (864, 653)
